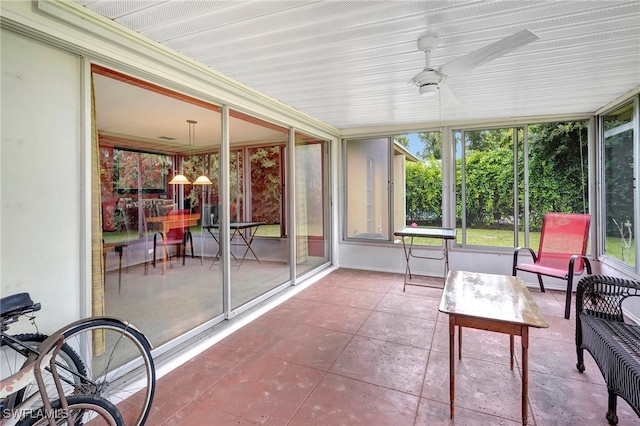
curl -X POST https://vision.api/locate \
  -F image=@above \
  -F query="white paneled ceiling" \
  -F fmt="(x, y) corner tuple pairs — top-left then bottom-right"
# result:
(77, 0), (640, 132)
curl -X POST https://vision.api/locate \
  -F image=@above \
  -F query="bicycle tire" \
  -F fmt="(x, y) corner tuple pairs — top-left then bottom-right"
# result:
(58, 318), (155, 426)
(17, 394), (125, 426)
(0, 333), (86, 412)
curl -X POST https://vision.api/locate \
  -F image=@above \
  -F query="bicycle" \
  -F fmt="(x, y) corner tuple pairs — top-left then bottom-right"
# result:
(1, 331), (124, 425)
(1, 293), (155, 426)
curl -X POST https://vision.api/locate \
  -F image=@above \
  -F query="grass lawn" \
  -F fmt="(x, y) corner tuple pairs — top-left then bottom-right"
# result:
(408, 227), (635, 267)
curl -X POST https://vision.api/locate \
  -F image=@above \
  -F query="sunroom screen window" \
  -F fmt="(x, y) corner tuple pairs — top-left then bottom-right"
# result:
(603, 103), (635, 267)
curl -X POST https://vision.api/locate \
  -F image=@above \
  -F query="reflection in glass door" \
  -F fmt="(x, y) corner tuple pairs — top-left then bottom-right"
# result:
(295, 133), (330, 276)
(93, 66), (224, 350)
(228, 110), (290, 311)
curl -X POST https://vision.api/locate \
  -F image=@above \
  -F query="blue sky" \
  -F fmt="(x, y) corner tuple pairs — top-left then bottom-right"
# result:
(406, 133), (422, 157)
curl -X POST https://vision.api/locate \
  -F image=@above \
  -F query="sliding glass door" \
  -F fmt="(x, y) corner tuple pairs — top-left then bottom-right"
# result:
(295, 132), (330, 276)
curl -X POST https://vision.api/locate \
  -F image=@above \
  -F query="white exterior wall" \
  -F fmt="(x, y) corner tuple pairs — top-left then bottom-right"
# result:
(339, 243), (598, 290)
(1, 29), (82, 333)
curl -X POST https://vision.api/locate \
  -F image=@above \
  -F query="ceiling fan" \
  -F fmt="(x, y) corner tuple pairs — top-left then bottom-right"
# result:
(409, 29), (540, 99)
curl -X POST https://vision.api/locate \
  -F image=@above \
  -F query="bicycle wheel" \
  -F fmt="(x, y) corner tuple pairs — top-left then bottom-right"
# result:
(18, 394), (125, 426)
(58, 318), (155, 426)
(0, 333), (86, 412)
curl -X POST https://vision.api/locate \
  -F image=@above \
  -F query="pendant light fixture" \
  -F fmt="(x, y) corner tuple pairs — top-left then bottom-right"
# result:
(169, 119), (213, 185)
(189, 119), (213, 186)
(193, 175), (213, 185)
(168, 119), (192, 185)
(168, 173), (190, 185)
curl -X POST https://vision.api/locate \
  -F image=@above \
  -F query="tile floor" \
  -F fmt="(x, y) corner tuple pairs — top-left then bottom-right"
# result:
(146, 269), (639, 425)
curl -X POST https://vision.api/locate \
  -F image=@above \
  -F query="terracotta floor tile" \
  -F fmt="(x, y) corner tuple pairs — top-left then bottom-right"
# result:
(387, 277), (446, 299)
(374, 292), (441, 321)
(196, 353), (324, 424)
(527, 370), (640, 426)
(422, 349), (534, 423)
(295, 285), (385, 310)
(302, 302), (371, 334)
(324, 270), (398, 293)
(430, 320), (521, 366)
(330, 335), (429, 395)
(327, 268), (399, 282)
(261, 298), (321, 323)
(261, 323), (353, 370)
(218, 315), (295, 353)
(529, 313), (576, 343)
(528, 288), (569, 319)
(144, 387), (194, 425)
(138, 269), (640, 425)
(516, 335), (603, 384)
(357, 310), (436, 349)
(290, 373), (419, 425)
(163, 399), (257, 426)
(552, 290), (578, 320)
(416, 398), (522, 425)
(157, 343), (253, 399)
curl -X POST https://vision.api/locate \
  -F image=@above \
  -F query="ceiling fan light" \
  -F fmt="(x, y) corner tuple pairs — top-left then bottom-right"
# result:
(419, 84), (438, 97)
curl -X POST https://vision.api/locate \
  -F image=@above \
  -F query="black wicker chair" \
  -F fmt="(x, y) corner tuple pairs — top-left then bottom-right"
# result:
(576, 275), (640, 425)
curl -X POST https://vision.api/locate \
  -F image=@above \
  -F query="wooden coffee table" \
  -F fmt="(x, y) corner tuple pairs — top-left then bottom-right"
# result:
(438, 270), (549, 425)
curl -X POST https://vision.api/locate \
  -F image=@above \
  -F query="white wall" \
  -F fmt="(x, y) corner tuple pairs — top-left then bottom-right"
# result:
(1, 29), (82, 333)
(339, 242), (591, 291)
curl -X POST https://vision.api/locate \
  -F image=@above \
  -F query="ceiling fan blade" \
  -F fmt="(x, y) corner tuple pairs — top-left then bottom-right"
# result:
(440, 29), (539, 77)
(439, 83), (459, 106)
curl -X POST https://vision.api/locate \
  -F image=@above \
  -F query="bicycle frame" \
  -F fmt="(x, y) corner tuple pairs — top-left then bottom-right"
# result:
(1, 333), (84, 390)
(1, 316), (153, 398)
(1, 334), (72, 426)
(2, 296), (155, 426)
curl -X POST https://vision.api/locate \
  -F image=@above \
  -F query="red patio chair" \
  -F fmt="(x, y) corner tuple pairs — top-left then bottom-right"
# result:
(513, 212), (592, 319)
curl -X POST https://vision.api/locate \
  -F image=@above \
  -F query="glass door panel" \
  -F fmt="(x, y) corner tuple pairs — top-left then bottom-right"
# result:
(93, 67), (224, 349)
(228, 110), (290, 310)
(295, 133), (330, 276)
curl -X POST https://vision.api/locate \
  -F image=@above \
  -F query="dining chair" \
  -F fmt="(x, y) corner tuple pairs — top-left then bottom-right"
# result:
(513, 212), (592, 319)
(153, 209), (194, 274)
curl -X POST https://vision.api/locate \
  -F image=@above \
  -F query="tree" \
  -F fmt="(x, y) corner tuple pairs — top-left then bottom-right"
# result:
(405, 159), (442, 225)
(418, 132), (441, 160)
(394, 135), (409, 149)
(460, 128), (514, 227)
(527, 121), (589, 229)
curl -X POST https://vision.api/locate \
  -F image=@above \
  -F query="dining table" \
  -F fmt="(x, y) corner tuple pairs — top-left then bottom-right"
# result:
(146, 213), (200, 236)
(204, 222), (266, 270)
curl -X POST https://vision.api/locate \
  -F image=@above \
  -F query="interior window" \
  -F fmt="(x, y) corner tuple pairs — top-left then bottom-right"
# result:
(100, 147), (171, 242)
(344, 138), (390, 240)
(249, 146), (284, 236)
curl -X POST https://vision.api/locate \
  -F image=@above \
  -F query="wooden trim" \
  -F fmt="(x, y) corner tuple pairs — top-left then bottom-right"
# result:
(91, 64), (221, 113)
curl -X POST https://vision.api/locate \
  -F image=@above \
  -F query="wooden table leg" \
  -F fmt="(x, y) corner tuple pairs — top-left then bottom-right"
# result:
(522, 326), (529, 425)
(449, 315), (456, 419)
(510, 334), (514, 370)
